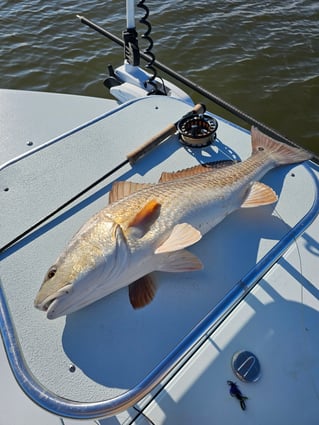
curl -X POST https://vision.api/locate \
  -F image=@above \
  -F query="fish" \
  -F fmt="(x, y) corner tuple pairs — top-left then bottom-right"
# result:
(227, 380), (248, 410)
(34, 127), (312, 319)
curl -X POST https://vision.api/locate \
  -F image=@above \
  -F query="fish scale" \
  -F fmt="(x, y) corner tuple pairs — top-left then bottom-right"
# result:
(106, 153), (271, 240)
(34, 127), (312, 318)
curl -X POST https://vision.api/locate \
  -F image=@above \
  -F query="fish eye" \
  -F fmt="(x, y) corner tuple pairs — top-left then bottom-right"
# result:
(47, 266), (57, 279)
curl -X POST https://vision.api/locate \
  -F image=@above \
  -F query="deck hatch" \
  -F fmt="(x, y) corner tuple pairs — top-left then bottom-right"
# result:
(0, 93), (318, 419)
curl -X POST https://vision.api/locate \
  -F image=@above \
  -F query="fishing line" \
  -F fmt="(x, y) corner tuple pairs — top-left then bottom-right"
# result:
(273, 204), (319, 399)
(76, 14), (318, 163)
(0, 159), (127, 255)
(0, 104), (205, 255)
(132, 406), (157, 425)
(2, 15), (316, 253)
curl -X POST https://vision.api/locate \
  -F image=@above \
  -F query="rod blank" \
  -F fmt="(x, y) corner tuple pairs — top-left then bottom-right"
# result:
(77, 14), (300, 148)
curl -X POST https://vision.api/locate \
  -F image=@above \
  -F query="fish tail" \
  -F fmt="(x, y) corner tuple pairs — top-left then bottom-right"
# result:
(251, 127), (312, 165)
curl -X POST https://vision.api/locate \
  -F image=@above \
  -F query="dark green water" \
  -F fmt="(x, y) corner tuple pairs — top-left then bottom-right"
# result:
(1, 1), (318, 153)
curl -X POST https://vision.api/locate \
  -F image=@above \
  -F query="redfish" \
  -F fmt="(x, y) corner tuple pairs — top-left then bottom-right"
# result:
(34, 127), (311, 319)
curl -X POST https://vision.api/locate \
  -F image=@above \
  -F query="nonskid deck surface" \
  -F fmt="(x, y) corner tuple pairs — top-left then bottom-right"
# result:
(132, 228), (319, 425)
(0, 90), (318, 422)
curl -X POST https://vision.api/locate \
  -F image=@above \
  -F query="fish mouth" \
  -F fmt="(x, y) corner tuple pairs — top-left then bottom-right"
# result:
(35, 283), (73, 320)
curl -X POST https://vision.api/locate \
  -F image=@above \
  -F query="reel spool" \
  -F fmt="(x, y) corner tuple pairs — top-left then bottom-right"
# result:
(177, 114), (218, 147)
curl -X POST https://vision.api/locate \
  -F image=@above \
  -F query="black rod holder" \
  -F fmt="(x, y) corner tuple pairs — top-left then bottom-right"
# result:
(123, 27), (140, 66)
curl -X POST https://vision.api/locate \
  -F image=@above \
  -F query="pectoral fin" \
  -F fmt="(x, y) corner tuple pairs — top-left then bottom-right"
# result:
(129, 274), (156, 309)
(241, 182), (278, 208)
(127, 199), (161, 238)
(155, 223), (202, 254)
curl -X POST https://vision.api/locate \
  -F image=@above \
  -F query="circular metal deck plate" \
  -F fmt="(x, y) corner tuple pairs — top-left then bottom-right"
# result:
(232, 351), (261, 383)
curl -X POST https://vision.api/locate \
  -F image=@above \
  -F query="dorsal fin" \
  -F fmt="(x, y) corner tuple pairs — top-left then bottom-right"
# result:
(159, 160), (236, 183)
(109, 181), (152, 204)
(129, 274), (156, 309)
(241, 182), (278, 208)
(127, 199), (161, 238)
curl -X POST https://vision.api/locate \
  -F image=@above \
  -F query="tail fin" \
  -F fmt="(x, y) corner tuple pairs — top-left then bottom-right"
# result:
(251, 127), (312, 165)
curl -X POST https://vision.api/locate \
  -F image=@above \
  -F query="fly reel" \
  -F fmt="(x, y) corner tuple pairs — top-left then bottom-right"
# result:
(177, 114), (218, 147)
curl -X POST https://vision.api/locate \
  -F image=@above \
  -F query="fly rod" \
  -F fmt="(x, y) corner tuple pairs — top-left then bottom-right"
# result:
(0, 103), (205, 254)
(77, 14), (302, 150)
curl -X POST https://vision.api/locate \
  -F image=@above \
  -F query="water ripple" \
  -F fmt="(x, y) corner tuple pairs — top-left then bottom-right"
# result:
(0, 0), (318, 152)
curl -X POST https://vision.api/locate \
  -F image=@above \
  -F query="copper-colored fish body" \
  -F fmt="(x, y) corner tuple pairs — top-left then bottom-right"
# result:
(34, 128), (311, 318)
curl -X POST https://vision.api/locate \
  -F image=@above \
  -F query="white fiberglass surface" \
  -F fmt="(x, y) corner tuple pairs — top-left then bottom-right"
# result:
(133, 227), (319, 425)
(0, 93), (316, 406)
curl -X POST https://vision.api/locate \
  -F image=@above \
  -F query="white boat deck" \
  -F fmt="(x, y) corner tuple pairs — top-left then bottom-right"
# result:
(0, 89), (318, 424)
(132, 225), (319, 424)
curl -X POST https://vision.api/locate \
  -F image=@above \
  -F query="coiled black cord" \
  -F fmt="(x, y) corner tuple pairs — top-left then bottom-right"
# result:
(137, 0), (159, 93)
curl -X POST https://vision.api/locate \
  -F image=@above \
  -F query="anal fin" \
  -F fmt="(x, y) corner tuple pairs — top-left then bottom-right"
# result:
(129, 274), (156, 309)
(241, 182), (278, 208)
